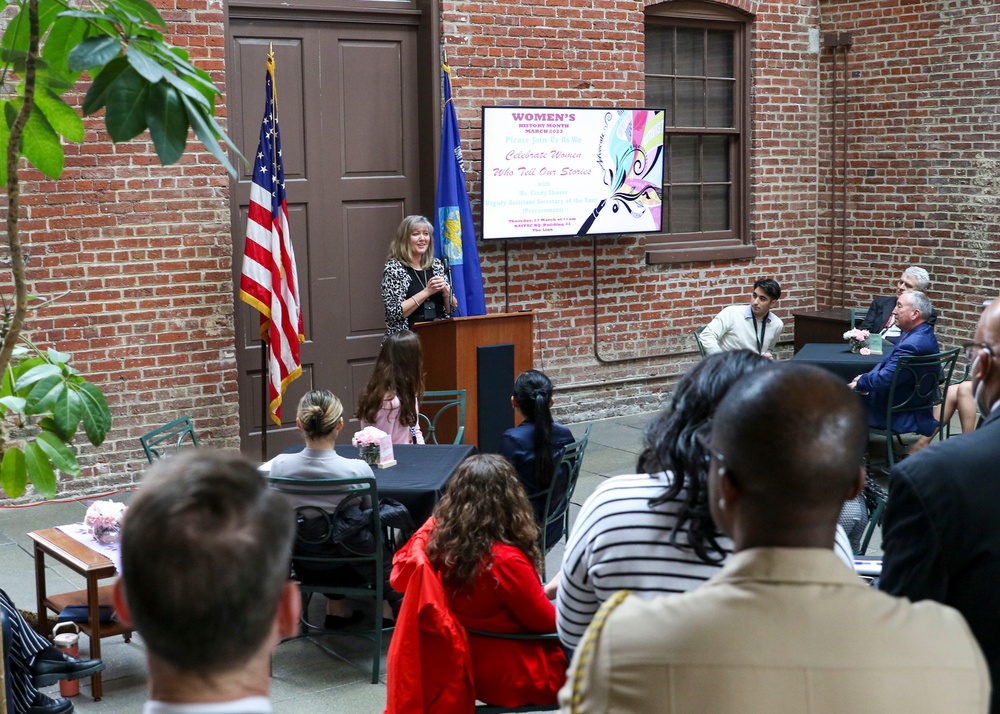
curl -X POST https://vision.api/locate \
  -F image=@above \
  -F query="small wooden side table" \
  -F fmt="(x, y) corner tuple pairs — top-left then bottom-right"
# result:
(28, 527), (133, 701)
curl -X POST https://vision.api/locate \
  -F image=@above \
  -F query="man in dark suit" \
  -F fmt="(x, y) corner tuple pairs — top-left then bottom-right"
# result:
(880, 296), (1000, 713)
(849, 290), (940, 436)
(859, 266), (935, 343)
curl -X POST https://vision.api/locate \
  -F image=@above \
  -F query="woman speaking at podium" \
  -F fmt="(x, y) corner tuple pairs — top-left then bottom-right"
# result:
(381, 215), (456, 338)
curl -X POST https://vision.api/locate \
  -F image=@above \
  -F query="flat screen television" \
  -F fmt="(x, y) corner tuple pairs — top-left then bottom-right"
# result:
(480, 106), (665, 241)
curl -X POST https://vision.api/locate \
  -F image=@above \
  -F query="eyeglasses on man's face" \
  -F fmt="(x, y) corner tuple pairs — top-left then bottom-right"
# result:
(963, 342), (995, 363)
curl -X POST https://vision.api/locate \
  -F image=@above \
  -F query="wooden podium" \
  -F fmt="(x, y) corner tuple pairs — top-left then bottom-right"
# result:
(414, 312), (534, 450)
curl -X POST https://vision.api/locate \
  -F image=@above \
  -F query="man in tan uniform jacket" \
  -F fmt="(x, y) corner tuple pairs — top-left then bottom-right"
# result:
(560, 363), (990, 714)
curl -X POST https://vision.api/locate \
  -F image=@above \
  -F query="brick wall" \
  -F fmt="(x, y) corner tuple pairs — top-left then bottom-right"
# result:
(817, 0), (1000, 349)
(444, 0), (824, 420)
(0, 0), (239, 499)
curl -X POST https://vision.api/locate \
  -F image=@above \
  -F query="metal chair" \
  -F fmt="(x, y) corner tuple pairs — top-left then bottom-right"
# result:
(849, 307), (866, 329)
(694, 326), (707, 357)
(139, 416), (199, 463)
(873, 348), (960, 472)
(266, 475), (392, 684)
(471, 630), (562, 712)
(858, 479), (889, 555)
(527, 425), (592, 577)
(418, 389), (467, 444)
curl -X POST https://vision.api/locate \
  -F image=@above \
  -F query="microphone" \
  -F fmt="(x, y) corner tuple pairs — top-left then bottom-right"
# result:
(442, 256), (453, 319)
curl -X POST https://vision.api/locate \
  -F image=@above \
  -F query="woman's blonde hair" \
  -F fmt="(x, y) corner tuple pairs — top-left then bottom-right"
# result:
(426, 454), (542, 593)
(387, 215), (435, 269)
(296, 389), (344, 439)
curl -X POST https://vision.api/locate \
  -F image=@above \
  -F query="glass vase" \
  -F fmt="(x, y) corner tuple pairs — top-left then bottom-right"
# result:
(359, 444), (381, 466)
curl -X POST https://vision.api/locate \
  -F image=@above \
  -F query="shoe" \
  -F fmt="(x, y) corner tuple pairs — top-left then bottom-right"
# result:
(324, 611), (364, 630)
(25, 691), (74, 714)
(30, 647), (106, 687)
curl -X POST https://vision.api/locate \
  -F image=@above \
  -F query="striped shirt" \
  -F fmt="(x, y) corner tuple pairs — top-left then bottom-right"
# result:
(557, 471), (856, 649)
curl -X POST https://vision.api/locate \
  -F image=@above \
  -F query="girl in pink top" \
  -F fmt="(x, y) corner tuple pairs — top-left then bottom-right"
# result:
(356, 330), (426, 444)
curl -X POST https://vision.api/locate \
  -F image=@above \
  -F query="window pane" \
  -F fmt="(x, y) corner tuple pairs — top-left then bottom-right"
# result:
(670, 136), (699, 184)
(706, 30), (734, 78)
(646, 78), (673, 120)
(669, 186), (699, 233)
(703, 185), (730, 231)
(703, 136), (729, 182)
(675, 79), (704, 127)
(675, 28), (704, 76)
(706, 80), (733, 128)
(645, 26), (674, 75)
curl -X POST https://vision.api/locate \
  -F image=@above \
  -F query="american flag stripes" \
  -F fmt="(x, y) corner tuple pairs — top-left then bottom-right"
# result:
(239, 52), (304, 426)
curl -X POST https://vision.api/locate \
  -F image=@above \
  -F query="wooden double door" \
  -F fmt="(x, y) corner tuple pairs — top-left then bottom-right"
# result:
(227, 4), (431, 457)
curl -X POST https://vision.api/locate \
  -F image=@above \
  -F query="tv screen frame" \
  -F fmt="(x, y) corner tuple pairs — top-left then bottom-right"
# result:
(480, 106), (665, 241)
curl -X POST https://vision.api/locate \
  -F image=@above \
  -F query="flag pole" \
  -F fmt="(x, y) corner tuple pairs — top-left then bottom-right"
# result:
(258, 43), (275, 463)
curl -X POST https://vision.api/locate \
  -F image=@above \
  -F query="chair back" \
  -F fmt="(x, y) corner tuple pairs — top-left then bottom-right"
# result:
(418, 389), (467, 444)
(859, 488), (888, 556)
(139, 416), (199, 463)
(849, 308), (865, 328)
(694, 326), (707, 357)
(266, 474), (388, 683)
(879, 347), (960, 470)
(529, 425), (592, 572)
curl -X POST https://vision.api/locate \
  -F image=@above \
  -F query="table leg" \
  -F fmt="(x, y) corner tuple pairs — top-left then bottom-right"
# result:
(86, 575), (103, 701)
(33, 543), (50, 638)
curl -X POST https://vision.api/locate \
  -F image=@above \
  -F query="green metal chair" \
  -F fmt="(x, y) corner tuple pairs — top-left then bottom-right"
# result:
(139, 416), (199, 463)
(417, 389), (467, 444)
(872, 348), (960, 473)
(694, 326), (707, 357)
(266, 475), (391, 684)
(527, 425), (592, 578)
(849, 308), (866, 329)
(858, 480), (889, 556)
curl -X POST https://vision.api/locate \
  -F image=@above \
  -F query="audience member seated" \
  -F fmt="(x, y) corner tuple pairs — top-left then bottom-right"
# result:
(560, 363), (990, 714)
(356, 330), (426, 445)
(0, 588), (104, 714)
(392, 455), (566, 709)
(858, 265), (937, 343)
(881, 297), (1000, 713)
(269, 389), (402, 625)
(552, 351), (857, 649)
(700, 278), (783, 358)
(849, 290), (940, 437)
(498, 370), (575, 545)
(115, 450), (301, 712)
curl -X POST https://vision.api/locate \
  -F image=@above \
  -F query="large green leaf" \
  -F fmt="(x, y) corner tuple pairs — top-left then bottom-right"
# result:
(78, 382), (112, 446)
(36, 431), (81, 477)
(24, 442), (58, 499)
(181, 93), (238, 177)
(125, 41), (165, 83)
(1, 447), (27, 499)
(40, 414), (76, 441)
(25, 374), (66, 413)
(21, 108), (64, 179)
(113, 0), (166, 29)
(34, 88), (84, 143)
(0, 395), (27, 413)
(51, 385), (82, 438)
(146, 81), (186, 164)
(105, 66), (150, 142)
(1, 0), (61, 54)
(42, 15), (88, 74)
(47, 347), (73, 365)
(14, 363), (62, 393)
(82, 55), (130, 115)
(67, 35), (121, 72)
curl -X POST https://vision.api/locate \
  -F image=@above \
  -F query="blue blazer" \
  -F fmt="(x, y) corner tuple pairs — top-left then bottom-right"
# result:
(859, 295), (938, 344)
(498, 421), (575, 545)
(856, 321), (940, 436)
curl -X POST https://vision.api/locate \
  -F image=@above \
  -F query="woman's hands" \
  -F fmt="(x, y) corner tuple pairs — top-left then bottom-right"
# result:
(427, 275), (449, 296)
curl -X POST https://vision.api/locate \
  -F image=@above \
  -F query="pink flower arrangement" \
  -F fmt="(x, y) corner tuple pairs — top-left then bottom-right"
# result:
(859, 347), (872, 356)
(843, 328), (871, 343)
(352, 426), (388, 448)
(84, 500), (127, 531)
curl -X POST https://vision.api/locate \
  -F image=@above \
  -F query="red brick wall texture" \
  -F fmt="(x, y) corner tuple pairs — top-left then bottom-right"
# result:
(3, 0), (999, 497)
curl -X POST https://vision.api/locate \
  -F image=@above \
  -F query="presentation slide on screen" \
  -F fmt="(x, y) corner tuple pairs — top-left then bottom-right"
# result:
(481, 107), (664, 241)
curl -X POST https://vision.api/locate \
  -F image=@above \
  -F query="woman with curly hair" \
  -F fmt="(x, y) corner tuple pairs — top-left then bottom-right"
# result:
(393, 454), (566, 707)
(356, 330), (425, 444)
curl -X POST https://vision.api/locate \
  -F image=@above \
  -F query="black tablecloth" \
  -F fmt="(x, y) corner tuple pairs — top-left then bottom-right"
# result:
(275, 443), (476, 525)
(790, 342), (893, 382)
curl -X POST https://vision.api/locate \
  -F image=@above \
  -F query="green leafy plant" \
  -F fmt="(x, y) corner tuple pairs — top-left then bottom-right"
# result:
(0, 0), (241, 498)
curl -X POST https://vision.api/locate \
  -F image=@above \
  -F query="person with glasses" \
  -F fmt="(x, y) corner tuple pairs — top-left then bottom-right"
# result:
(848, 289), (941, 437)
(881, 297), (1000, 714)
(858, 265), (938, 343)
(553, 351), (855, 650)
(561, 364), (989, 714)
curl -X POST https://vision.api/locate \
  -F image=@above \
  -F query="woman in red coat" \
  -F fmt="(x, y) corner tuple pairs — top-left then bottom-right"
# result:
(420, 454), (566, 707)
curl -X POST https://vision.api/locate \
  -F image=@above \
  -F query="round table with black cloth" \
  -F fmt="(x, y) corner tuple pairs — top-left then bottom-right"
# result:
(790, 342), (894, 382)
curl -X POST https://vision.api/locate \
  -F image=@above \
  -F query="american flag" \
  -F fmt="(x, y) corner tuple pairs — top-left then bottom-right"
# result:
(239, 52), (304, 426)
